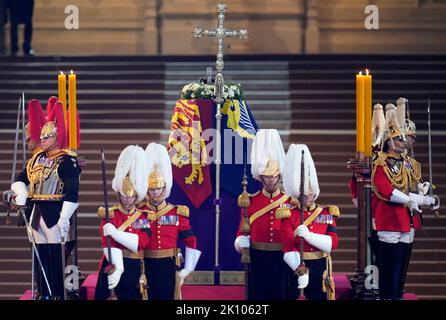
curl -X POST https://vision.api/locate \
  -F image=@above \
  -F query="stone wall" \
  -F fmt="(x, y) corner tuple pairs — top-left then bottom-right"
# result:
(2, 0), (446, 55)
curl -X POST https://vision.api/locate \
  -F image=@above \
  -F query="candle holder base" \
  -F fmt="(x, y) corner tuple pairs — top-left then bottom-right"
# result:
(349, 269), (380, 300)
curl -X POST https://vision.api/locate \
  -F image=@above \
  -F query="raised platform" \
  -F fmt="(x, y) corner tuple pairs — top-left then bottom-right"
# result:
(18, 272), (418, 300)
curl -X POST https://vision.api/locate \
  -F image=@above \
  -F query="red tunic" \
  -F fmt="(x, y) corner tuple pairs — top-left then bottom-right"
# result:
(280, 205), (339, 254)
(373, 165), (422, 232)
(139, 201), (197, 250)
(99, 205), (150, 251)
(237, 189), (291, 244)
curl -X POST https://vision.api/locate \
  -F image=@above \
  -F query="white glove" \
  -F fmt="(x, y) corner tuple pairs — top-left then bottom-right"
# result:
(297, 225), (333, 253)
(103, 223), (118, 237)
(390, 189), (421, 214)
(179, 247), (202, 285)
(58, 201), (79, 241)
(234, 235), (250, 253)
(103, 248), (124, 290)
(296, 225), (312, 242)
(283, 251), (301, 271)
(298, 273), (309, 289)
(57, 217), (70, 241)
(179, 269), (191, 282)
(11, 181), (27, 206)
(103, 223), (139, 253)
(409, 193), (435, 206)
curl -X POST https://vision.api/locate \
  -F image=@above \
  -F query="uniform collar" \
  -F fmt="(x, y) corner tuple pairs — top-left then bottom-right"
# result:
(262, 188), (281, 199)
(387, 150), (403, 160)
(146, 200), (168, 212)
(118, 205), (136, 215)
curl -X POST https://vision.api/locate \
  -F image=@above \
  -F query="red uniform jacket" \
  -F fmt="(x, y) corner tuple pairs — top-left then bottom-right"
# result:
(372, 153), (422, 232)
(280, 205), (339, 254)
(372, 152), (421, 232)
(139, 201), (197, 250)
(99, 205), (150, 251)
(237, 189), (291, 244)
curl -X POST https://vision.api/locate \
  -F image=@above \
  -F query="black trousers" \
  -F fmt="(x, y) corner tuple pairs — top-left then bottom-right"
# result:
(144, 256), (177, 300)
(248, 248), (296, 300)
(9, 0), (34, 53)
(94, 257), (142, 300)
(302, 257), (327, 301)
(377, 240), (412, 300)
(34, 244), (64, 299)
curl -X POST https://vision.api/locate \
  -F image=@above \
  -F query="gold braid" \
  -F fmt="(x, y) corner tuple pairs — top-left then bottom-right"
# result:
(372, 152), (413, 200)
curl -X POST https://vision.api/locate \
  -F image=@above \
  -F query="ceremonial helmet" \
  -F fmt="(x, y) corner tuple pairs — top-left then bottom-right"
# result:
(145, 143), (173, 198)
(250, 129), (285, 180)
(283, 144), (320, 202)
(396, 97), (416, 138)
(112, 145), (148, 202)
(382, 103), (405, 149)
(40, 99), (68, 149)
(371, 104), (386, 149)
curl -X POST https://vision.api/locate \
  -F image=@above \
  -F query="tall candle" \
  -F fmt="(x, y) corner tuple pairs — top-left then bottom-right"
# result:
(58, 72), (67, 123)
(356, 72), (365, 154)
(68, 70), (77, 150)
(364, 69), (372, 157)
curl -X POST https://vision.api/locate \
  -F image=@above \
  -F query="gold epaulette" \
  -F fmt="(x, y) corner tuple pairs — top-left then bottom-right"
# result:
(328, 205), (340, 217)
(62, 149), (78, 157)
(176, 205), (189, 218)
(97, 205), (118, 219)
(275, 207), (291, 219)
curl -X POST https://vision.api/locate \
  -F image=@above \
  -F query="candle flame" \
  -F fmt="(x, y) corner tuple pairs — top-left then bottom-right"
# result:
(359, 71), (363, 75)
(60, 71), (64, 75)
(70, 70), (74, 75)
(366, 68), (370, 75)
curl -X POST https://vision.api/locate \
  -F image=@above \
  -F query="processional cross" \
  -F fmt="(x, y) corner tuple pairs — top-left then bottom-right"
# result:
(193, 2), (248, 277)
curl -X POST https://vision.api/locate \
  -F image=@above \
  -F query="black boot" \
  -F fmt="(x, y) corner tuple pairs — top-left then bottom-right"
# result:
(400, 242), (413, 298)
(387, 242), (409, 300)
(48, 244), (65, 300)
(35, 244), (52, 299)
(377, 240), (390, 300)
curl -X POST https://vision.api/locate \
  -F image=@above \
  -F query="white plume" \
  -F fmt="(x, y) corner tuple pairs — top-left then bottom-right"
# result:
(283, 144), (320, 201)
(250, 129), (285, 180)
(145, 143), (173, 198)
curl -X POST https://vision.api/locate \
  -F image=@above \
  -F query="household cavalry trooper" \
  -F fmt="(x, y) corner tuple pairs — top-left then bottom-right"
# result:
(372, 103), (439, 300)
(9, 99), (81, 300)
(279, 144), (339, 300)
(234, 129), (300, 300)
(95, 145), (151, 300)
(139, 142), (201, 300)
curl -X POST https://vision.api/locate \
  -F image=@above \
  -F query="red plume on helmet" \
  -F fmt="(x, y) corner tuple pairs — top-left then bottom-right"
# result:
(46, 96), (58, 119)
(46, 101), (68, 149)
(27, 99), (45, 144)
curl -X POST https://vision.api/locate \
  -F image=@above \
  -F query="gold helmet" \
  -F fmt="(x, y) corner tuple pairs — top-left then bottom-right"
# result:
(146, 143), (173, 198)
(148, 165), (166, 189)
(261, 158), (281, 177)
(250, 129), (285, 180)
(283, 144), (320, 201)
(383, 104), (405, 146)
(112, 145), (148, 202)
